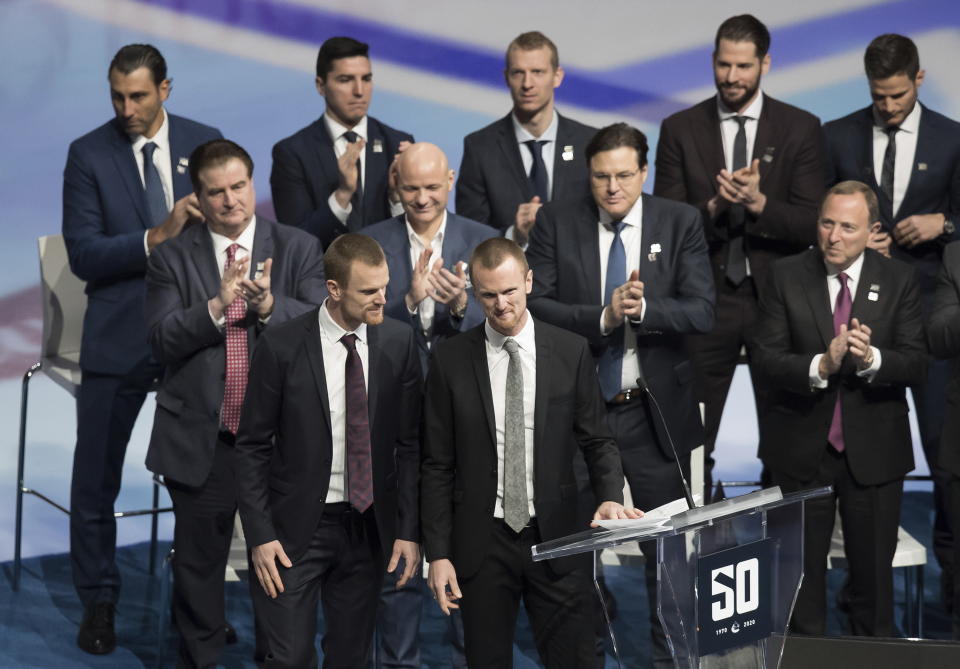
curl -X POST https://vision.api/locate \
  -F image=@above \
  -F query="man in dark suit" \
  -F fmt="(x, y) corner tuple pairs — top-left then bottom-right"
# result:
(929, 241), (960, 638)
(824, 34), (960, 601)
(754, 181), (926, 636)
(271, 36), (414, 249)
(61, 43), (221, 655)
(422, 237), (638, 668)
(456, 31), (595, 245)
(527, 123), (714, 667)
(145, 139), (326, 666)
(365, 142), (497, 372)
(236, 234), (421, 668)
(654, 14), (824, 497)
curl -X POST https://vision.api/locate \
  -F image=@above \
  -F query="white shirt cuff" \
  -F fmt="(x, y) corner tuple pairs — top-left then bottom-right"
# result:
(504, 224), (528, 251)
(856, 346), (882, 381)
(327, 191), (352, 224)
(809, 354), (828, 389)
(144, 230), (151, 257)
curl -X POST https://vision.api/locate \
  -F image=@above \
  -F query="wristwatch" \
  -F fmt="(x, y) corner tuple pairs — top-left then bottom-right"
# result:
(943, 217), (956, 237)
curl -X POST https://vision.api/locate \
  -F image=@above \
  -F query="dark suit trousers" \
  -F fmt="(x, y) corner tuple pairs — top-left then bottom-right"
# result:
(606, 401), (688, 669)
(686, 277), (763, 497)
(459, 519), (595, 668)
(70, 358), (160, 606)
(251, 503), (384, 669)
(371, 558), (424, 668)
(166, 435), (238, 669)
(771, 446), (902, 637)
(949, 475), (960, 639)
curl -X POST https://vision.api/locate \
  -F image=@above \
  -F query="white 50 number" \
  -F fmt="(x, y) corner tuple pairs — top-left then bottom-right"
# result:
(711, 558), (760, 621)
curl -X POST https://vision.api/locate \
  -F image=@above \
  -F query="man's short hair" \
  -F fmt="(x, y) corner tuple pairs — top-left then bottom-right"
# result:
(585, 123), (649, 168)
(505, 31), (559, 70)
(822, 180), (880, 225)
(316, 36), (370, 79)
(188, 140), (254, 192)
(864, 34), (920, 81)
(469, 237), (529, 278)
(325, 234), (386, 287)
(715, 14), (771, 59)
(108, 44), (167, 85)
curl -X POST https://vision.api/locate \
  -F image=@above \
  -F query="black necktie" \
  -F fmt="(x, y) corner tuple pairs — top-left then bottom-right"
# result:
(524, 140), (549, 202)
(726, 116), (749, 286)
(142, 142), (169, 227)
(343, 130), (364, 231)
(881, 126), (898, 204)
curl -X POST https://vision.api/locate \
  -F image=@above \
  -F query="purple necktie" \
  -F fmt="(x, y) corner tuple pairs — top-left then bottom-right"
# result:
(341, 333), (373, 512)
(220, 243), (248, 434)
(827, 272), (851, 452)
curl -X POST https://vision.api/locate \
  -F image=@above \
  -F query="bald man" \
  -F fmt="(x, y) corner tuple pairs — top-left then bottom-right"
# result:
(366, 143), (498, 372)
(363, 143), (494, 667)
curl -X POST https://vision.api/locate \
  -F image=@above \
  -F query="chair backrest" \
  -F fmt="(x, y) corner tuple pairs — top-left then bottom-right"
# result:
(38, 234), (86, 362)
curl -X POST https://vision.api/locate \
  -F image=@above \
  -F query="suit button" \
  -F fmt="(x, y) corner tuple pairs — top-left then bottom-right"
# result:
(213, 409), (220, 417)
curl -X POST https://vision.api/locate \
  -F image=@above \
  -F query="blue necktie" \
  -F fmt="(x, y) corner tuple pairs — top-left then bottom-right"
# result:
(524, 139), (549, 202)
(598, 221), (627, 401)
(142, 142), (168, 227)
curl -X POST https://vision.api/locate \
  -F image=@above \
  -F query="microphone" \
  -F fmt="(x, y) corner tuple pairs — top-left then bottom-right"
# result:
(636, 366), (697, 510)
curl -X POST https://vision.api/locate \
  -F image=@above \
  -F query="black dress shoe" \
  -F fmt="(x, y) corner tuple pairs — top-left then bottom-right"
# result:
(224, 623), (237, 645)
(77, 602), (116, 655)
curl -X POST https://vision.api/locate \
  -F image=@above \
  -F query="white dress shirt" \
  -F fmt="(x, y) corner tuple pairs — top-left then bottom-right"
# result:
(485, 314), (537, 519)
(598, 199), (643, 392)
(207, 216), (258, 328)
(134, 108), (173, 255)
(405, 212), (447, 336)
(718, 91), (764, 174)
(318, 299), (370, 503)
(808, 252), (882, 388)
(872, 103), (921, 219)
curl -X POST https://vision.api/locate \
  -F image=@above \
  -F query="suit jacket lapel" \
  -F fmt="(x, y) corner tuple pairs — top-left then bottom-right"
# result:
(313, 119), (340, 198)
(303, 314), (332, 433)
(532, 320), (550, 474)
(366, 324), (382, 426)
(190, 226), (223, 301)
(551, 114), (574, 201)
(695, 102), (725, 193)
(109, 121), (151, 228)
(753, 101), (774, 189)
(469, 327), (497, 447)
(575, 200), (603, 303)
(900, 104), (932, 219)
(364, 119), (389, 210)
(166, 115), (194, 200)
(802, 251), (834, 349)
(850, 251), (882, 325)
(496, 115), (533, 201)
(638, 194), (661, 281)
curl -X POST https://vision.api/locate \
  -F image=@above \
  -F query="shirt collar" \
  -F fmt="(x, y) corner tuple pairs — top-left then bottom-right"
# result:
(598, 195), (643, 229)
(324, 113), (369, 143)
(318, 298), (369, 345)
(824, 250), (866, 284)
(405, 210), (447, 251)
(872, 101), (922, 134)
(485, 310), (535, 353)
(208, 215), (257, 257)
(131, 107), (170, 152)
(512, 109), (559, 143)
(717, 89), (764, 121)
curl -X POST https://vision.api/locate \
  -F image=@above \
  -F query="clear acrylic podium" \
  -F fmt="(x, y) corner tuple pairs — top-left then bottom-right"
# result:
(533, 486), (832, 669)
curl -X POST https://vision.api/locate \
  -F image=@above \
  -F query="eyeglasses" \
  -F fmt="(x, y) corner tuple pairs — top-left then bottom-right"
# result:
(590, 170), (640, 186)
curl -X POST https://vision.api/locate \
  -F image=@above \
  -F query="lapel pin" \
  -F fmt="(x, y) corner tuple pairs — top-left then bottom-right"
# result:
(762, 147), (775, 163)
(255, 261), (266, 280)
(178, 157), (189, 166)
(648, 242), (661, 262)
(870, 283), (879, 291)
(372, 139), (383, 153)
(176, 165), (186, 174)
(562, 145), (574, 161)
(868, 291), (879, 301)
(918, 162), (928, 171)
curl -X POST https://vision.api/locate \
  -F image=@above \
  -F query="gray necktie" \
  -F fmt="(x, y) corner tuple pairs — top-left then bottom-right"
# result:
(142, 142), (169, 227)
(502, 338), (529, 533)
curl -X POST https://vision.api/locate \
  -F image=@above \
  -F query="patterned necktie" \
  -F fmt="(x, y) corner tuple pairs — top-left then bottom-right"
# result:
(725, 115), (749, 286)
(502, 338), (529, 532)
(881, 126), (899, 204)
(142, 142), (169, 227)
(524, 139), (549, 202)
(220, 243), (248, 434)
(343, 130), (364, 231)
(827, 272), (852, 452)
(341, 333), (373, 512)
(598, 221), (627, 401)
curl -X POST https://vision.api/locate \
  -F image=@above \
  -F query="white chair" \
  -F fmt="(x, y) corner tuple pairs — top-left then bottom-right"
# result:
(13, 234), (170, 590)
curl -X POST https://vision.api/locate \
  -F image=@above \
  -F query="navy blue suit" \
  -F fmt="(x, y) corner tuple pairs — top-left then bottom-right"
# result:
(61, 113), (220, 607)
(824, 102), (960, 577)
(364, 212), (497, 373)
(271, 116), (413, 249)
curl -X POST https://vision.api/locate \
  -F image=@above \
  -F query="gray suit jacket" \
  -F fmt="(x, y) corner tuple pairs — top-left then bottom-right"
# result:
(144, 218), (326, 485)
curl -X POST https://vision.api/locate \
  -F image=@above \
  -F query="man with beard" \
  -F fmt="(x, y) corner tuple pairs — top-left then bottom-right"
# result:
(824, 34), (960, 611)
(654, 14), (824, 499)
